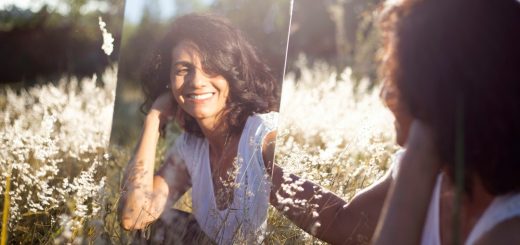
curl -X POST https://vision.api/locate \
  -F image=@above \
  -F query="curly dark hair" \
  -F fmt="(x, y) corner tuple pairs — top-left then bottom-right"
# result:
(380, 0), (520, 195)
(141, 13), (280, 137)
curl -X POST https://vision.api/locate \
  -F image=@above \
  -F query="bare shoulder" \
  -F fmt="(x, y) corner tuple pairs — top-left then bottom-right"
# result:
(475, 217), (520, 245)
(261, 131), (277, 169)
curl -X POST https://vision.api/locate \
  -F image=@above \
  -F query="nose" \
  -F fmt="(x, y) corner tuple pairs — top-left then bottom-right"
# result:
(186, 67), (209, 88)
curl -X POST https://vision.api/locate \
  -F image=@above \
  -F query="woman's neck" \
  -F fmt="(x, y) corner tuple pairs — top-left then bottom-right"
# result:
(439, 169), (495, 243)
(197, 117), (229, 153)
(441, 169), (494, 208)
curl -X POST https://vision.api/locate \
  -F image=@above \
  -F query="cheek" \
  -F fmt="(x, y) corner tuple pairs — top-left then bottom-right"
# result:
(215, 78), (230, 97)
(170, 87), (179, 99)
(170, 78), (184, 96)
(222, 86), (230, 99)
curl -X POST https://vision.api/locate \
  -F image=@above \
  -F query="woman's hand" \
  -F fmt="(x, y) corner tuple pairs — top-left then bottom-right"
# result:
(404, 120), (438, 166)
(373, 120), (441, 245)
(148, 93), (176, 133)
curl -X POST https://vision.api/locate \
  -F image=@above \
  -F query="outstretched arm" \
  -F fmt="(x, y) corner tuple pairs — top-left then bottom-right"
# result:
(118, 93), (190, 230)
(263, 132), (393, 244)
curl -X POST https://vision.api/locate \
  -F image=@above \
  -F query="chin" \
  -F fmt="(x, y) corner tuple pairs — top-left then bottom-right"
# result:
(192, 110), (218, 121)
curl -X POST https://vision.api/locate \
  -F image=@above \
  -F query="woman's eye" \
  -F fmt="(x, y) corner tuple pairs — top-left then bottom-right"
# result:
(175, 67), (189, 76)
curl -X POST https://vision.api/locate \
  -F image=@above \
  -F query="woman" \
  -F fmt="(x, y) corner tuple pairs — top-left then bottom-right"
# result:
(374, 0), (520, 244)
(118, 13), (280, 244)
(118, 13), (364, 244)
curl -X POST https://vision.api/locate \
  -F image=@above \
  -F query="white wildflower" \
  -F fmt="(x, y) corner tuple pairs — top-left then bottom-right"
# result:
(310, 221), (321, 236)
(98, 16), (114, 55)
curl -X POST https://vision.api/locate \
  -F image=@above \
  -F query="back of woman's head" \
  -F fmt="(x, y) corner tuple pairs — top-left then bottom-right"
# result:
(380, 0), (520, 195)
(142, 13), (279, 136)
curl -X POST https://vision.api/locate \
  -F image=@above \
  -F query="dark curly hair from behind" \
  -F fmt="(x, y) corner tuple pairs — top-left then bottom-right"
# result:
(141, 13), (280, 137)
(380, 0), (520, 195)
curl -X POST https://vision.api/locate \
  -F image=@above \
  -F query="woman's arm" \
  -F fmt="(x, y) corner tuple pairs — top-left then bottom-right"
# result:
(118, 94), (191, 230)
(263, 132), (392, 244)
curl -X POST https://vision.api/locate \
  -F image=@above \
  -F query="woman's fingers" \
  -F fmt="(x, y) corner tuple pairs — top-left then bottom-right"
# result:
(149, 93), (176, 130)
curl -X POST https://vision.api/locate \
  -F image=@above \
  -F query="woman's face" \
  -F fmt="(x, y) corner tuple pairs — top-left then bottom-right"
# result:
(381, 85), (413, 146)
(170, 41), (230, 125)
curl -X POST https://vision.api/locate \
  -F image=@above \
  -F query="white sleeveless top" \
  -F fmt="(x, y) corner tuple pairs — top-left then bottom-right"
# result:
(420, 174), (520, 245)
(390, 150), (520, 245)
(170, 112), (277, 244)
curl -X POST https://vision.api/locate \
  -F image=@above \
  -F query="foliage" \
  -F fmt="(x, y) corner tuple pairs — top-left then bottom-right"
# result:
(0, 3), (123, 85)
(0, 67), (116, 244)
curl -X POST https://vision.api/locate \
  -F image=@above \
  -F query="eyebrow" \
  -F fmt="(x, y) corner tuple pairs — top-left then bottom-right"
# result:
(172, 61), (192, 66)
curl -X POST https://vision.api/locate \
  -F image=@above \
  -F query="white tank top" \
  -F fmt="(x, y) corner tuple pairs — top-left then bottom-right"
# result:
(420, 174), (520, 245)
(170, 112), (277, 244)
(390, 151), (520, 244)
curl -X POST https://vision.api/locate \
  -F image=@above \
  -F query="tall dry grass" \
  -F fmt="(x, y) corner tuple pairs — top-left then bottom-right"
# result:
(267, 58), (399, 243)
(0, 67), (116, 244)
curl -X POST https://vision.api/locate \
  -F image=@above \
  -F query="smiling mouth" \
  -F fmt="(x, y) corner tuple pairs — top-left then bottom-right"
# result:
(186, 92), (215, 100)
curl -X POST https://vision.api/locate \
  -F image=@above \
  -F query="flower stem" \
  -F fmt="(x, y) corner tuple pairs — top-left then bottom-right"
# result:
(1, 175), (11, 245)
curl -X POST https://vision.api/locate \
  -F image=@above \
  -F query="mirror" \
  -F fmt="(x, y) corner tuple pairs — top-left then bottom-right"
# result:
(110, 0), (291, 243)
(272, 0), (399, 242)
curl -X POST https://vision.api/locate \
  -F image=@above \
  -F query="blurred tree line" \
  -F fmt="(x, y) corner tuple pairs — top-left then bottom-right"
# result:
(0, 0), (384, 86)
(293, 0), (384, 82)
(0, 0), (124, 86)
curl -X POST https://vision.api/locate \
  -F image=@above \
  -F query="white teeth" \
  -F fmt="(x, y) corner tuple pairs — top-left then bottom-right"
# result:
(188, 93), (213, 100)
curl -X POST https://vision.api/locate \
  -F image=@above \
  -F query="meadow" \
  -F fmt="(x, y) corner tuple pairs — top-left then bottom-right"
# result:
(268, 59), (398, 244)
(0, 59), (399, 244)
(0, 67), (116, 244)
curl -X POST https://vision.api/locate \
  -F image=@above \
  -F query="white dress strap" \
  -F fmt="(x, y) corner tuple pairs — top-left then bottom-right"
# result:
(421, 174), (443, 245)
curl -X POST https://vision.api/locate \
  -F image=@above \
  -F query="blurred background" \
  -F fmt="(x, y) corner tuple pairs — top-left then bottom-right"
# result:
(110, 0), (385, 147)
(0, 0), (124, 87)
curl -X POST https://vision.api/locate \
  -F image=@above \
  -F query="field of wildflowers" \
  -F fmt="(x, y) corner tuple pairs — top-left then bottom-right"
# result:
(267, 58), (399, 243)
(0, 67), (117, 244)
(0, 58), (398, 243)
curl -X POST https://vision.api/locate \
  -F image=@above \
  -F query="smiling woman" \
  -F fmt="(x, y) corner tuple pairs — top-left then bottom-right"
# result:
(118, 13), (281, 244)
